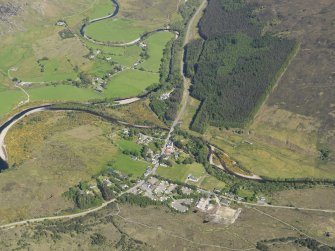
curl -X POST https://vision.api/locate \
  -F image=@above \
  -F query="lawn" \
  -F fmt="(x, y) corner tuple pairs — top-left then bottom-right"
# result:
(85, 18), (146, 43)
(157, 163), (206, 182)
(105, 69), (159, 98)
(0, 89), (26, 117)
(112, 153), (148, 178)
(29, 85), (101, 101)
(140, 32), (174, 72)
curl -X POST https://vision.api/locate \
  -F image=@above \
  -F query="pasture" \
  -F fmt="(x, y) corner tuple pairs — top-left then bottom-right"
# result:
(29, 85), (101, 101)
(0, 89), (26, 117)
(140, 31), (175, 72)
(157, 163), (206, 182)
(85, 18), (146, 43)
(105, 69), (159, 98)
(112, 153), (148, 178)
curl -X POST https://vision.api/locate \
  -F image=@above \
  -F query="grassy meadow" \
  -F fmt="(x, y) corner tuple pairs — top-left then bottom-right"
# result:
(105, 69), (159, 98)
(0, 90), (26, 117)
(157, 163), (206, 182)
(85, 18), (146, 43)
(140, 32), (175, 72)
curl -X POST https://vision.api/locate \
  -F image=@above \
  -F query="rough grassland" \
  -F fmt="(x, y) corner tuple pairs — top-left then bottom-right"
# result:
(105, 69), (159, 98)
(251, 0), (335, 169)
(0, 187), (334, 249)
(1, 112), (118, 223)
(88, 0), (116, 19)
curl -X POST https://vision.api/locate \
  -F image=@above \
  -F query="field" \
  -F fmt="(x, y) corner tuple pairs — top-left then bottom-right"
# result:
(29, 85), (101, 101)
(85, 18), (146, 43)
(157, 163), (206, 182)
(105, 69), (159, 98)
(112, 154), (148, 178)
(140, 32), (175, 72)
(0, 89), (26, 117)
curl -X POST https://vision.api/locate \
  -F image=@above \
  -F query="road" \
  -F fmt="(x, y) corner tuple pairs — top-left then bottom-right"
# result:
(159, 0), (207, 165)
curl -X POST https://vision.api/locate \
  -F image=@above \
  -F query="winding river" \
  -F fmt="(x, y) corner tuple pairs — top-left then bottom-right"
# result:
(80, 0), (179, 47)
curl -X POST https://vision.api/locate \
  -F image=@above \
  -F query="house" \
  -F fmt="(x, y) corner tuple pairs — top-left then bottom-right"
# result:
(164, 141), (175, 155)
(181, 187), (193, 195)
(139, 42), (147, 48)
(56, 21), (66, 26)
(159, 89), (174, 100)
(122, 129), (129, 136)
(103, 179), (112, 187)
(89, 184), (97, 189)
(148, 177), (159, 186)
(95, 85), (103, 92)
(121, 184), (129, 190)
(220, 198), (231, 207)
(187, 174), (199, 182)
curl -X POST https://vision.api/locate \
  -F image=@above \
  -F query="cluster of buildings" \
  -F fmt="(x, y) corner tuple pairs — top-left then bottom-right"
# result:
(134, 177), (178, 202)
(132, 177), (200, 213)
(137, 133), (153, 145)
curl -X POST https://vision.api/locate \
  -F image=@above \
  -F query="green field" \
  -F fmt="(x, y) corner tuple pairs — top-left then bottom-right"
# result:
(141, 32), (174, 72)
(29, 85), (101, 101)
(157, 163), (206, 182)
(116, 139), (143, 155)
(85, 18), (146, 43)
(105, 69), (159, 98)
(0, 89), (26, 117)
(112, 153), (148, 178)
